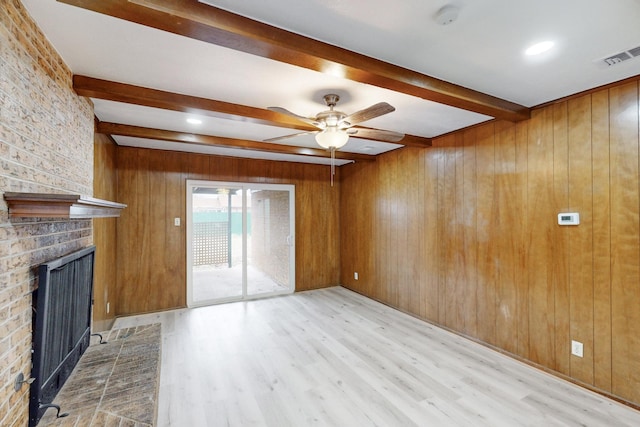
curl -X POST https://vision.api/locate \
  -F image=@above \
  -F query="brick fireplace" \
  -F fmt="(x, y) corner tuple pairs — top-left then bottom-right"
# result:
(0, 1), (95, 425)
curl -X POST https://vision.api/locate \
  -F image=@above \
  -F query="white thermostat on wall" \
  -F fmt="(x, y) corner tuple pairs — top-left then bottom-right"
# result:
(558, 212), (580, 225)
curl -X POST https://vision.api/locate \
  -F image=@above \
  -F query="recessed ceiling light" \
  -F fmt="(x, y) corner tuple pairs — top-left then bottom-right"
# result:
(186, 118), (202, 125)
(525, 41), (555, 56)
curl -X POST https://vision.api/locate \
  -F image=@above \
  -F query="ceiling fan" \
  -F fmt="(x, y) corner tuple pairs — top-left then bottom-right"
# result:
(266, 94), (404, 185)
(266, 94), (404, 147)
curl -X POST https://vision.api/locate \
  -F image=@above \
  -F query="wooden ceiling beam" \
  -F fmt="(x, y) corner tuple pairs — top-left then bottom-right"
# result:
(97, 122), (376, 162)
(75, 75), (432, 148)
(60, 0), (530, 122)
(74, 75), (313, 132)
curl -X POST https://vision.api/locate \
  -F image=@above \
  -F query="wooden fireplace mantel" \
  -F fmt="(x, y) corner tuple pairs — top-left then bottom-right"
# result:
(3, 192), (127, 218)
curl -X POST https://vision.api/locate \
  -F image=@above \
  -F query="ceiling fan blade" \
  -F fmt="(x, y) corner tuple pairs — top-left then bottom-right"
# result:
(341, 102), (395, 126)
(264, 130), (319, 142)
(348, 127), (405, 143)
(268, 106), (321, 127)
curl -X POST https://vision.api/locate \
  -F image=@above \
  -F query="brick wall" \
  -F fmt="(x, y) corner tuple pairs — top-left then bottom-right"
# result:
(251, 190), (291, 286)
(0, 1), (94, 425)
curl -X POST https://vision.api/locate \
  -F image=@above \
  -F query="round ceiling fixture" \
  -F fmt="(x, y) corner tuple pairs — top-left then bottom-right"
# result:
(435, 5), (460, 26)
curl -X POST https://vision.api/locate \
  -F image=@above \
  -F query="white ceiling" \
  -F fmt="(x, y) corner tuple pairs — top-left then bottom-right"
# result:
(22, 0), (640, 165)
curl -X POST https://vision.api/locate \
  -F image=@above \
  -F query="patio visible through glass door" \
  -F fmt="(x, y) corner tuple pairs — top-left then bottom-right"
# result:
(187, 181), (295, 307)
(246, 187), (293, 297)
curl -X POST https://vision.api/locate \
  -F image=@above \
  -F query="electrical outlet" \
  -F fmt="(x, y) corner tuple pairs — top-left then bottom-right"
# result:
(106, 302), (110, 314)
(571, 340), (583, 358)
(354, 272), (359, 280)
(174, 217), (181, 226)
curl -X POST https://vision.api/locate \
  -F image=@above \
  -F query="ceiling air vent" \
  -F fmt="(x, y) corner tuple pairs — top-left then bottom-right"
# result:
(598, 45), (640, 67)
(628, 46), (640, 58)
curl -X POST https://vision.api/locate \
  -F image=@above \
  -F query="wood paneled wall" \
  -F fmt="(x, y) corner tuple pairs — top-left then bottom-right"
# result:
(115, 147), (340, 315)
(93, 133), (118, 331)
(340, 80), (640, 406)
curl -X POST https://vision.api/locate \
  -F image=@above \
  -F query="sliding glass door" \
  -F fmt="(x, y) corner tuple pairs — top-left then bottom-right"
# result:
(187, 180), (295, 307)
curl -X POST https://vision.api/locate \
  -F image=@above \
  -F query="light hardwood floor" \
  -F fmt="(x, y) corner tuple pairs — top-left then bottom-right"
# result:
(113, 286), (640, 426)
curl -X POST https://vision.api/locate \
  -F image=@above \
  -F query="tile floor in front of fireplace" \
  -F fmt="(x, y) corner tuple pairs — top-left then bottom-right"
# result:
(38, 324), (161, 427)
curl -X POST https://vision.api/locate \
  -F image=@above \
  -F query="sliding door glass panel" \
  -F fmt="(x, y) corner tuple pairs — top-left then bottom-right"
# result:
(187, 181), (295, 307)
(246, 188), (292, 296)
(189, 185), (244, 305)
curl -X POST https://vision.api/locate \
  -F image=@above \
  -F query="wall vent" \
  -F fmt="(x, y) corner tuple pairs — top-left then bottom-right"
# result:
(598, 45), (640, 67)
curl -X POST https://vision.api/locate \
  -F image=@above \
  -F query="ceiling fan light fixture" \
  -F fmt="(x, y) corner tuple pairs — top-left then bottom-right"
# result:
(315, 127), (349, 149)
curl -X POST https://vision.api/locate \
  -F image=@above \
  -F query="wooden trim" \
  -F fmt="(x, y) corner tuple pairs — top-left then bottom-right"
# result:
(97, 122), (376, 162)
(344, 285), (640, 413)
(430, 118), (498, 146)
(4, 192), (127, 218)
(435, 73), (640, 142)
(431, 302), (640, 413)
(535, 74), (640, 109)
(75, 76), (432, 148)
(60, 0), (530, 122)
(395, 134), (432, 148)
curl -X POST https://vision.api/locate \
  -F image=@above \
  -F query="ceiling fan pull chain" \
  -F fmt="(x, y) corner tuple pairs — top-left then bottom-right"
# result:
(331, 147), (336, 187)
